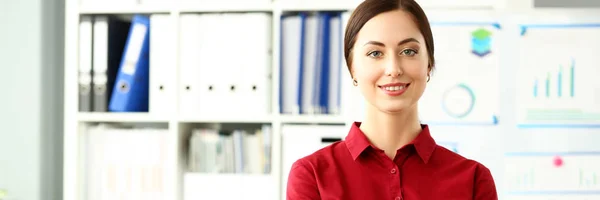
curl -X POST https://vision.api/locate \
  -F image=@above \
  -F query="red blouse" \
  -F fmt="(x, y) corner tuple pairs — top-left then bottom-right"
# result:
(286, 122), (498, 200)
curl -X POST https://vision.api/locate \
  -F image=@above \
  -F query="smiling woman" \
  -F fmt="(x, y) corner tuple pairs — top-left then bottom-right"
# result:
(286, 0), (498, 200)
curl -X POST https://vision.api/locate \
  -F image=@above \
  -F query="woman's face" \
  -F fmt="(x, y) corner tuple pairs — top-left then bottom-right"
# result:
(351, 9), (430, 115)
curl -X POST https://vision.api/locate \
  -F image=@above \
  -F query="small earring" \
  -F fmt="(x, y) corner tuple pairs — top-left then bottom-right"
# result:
(427, 75), (431, 82)
(352, 79), (358, 86)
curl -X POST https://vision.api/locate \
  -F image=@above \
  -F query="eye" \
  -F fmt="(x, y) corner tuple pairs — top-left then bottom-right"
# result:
(367, 51), (383, 58)
(400, 49), (418, 56)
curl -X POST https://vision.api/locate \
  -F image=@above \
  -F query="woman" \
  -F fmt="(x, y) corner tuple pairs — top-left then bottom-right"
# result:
(286, 0), (498, 199)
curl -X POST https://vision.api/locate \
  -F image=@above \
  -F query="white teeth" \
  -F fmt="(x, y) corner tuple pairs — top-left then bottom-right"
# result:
(384, 86), (405, 91)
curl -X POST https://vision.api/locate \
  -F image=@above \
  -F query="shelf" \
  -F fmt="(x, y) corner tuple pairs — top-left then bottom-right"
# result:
(278, 114), (348, 124)
(77, 112), (172, 122)
(78, 3), (173, 14)
(278, 0), (359, 11)
(178, 2), (273, 13)
(178, 114), (274, 123)
(77, 113), (349, 124)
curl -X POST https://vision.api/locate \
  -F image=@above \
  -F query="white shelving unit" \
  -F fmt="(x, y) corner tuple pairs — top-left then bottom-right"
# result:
(63, 1), (362, 200)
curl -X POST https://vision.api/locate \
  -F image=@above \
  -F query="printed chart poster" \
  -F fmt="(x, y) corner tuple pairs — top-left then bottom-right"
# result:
(419, 22), (500, 125)
(504, 152), (600, 200)
(516, 24), (600, 127)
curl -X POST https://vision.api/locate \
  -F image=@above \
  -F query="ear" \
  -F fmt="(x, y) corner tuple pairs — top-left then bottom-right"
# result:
(427, 64), (433, 76)
(349, 65), (355, 80)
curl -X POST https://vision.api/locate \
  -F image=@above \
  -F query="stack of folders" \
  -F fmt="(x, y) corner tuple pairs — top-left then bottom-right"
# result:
(188, 125), (272, 174)
(79, 14), (175, 113)
(178, 13), (273, 117)
(84, 124), (169, 200)
(279, 11), (353, 115)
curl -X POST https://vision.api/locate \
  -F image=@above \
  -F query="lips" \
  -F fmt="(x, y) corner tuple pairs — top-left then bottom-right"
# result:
(378, 83), (410, 96)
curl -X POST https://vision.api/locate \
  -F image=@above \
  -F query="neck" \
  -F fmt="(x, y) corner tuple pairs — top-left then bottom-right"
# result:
(359, 103), (423, 159)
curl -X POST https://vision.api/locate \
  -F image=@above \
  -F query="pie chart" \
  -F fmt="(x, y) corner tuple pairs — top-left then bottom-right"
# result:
(441, 84), (475, 118)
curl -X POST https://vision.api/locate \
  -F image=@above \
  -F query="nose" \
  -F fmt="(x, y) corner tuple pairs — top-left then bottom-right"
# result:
(385, 56), (402, 77)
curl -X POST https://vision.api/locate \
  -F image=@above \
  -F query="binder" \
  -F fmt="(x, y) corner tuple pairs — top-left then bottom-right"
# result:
(316, 12), (332, 114)
(300, 14), (319, 114)
(149, 14), (176, 114)
(178, 14), (204, 116)
(217, 13), (239, 115)
(240, 13), (272, 116)
(92, 16), (131, 112)
(108, 15), (151, 112)
(79, 16), (93, 112)
(279, 13), (304, 114)
(196, 14), (222, 115)
(328, 13), (342, 115)
(280, 12), (347, 115)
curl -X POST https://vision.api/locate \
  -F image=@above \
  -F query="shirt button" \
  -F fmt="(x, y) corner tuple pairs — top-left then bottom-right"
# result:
(391, 168), (397, 174)
(395, 197), (402, 200)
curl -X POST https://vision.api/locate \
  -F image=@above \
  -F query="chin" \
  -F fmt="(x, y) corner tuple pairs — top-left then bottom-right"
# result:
(376, 102), (413, 114)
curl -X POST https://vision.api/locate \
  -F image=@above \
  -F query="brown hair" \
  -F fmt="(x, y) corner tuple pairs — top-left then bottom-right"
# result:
(344, 0), (435, 78)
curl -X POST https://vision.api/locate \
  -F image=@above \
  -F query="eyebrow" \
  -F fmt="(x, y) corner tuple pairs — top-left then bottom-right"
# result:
(363, 38), (420, 47)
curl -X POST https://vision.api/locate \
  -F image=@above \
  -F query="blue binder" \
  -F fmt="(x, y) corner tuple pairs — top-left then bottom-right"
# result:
(318, 12), (332, 114)
(109, 15), (150, 112)
(297, 13), (307, 114)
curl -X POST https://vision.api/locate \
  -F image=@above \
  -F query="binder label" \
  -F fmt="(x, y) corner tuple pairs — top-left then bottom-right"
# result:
(122, 23), (148, 75)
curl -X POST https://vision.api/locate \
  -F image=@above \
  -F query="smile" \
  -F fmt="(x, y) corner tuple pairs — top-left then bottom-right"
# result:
(378, 83), (410, 96)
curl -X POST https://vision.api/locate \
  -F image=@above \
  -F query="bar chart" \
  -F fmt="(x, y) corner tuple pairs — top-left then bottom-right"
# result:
(532, 59), (575, 99)
(516, 24), (600, 127)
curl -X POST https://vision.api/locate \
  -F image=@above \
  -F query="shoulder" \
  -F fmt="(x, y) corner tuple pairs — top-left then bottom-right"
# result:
(432, 145), (497, 199)
(291, 141), (348, 172)
(432, 145), (496, 181)
(286, 141), (348, 199)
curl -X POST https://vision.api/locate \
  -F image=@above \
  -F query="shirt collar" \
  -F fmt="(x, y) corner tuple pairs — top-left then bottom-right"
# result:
(345, 122), (437, 164)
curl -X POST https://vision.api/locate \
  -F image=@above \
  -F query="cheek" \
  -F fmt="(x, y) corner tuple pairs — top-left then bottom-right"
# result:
(403, 60), (429, 81)
(354, 59), (382, 84)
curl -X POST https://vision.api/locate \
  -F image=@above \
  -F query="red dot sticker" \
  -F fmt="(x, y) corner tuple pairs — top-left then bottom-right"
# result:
(553, 156), (563, 167)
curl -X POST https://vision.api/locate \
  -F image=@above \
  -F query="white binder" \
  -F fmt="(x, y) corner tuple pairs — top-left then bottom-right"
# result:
(196, 14), (224, 116)
(239, 13), (272, 116)
(301, 14), (319, 114)
(79, 16), (93, 112)
(92, 16), (109, 112)
(149, 14), (176, 115)
(178, 14), (204, 117)
(217, 13), (241, 115)
(280, 14), (303, 114)
(327, 14), (342, 115)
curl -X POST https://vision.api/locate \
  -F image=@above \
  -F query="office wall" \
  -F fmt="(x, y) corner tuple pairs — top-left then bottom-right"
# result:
(0, 0), (64, 199)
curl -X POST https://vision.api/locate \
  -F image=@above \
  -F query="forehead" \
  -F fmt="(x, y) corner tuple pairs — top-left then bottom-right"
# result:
(357, 9), (423, 44)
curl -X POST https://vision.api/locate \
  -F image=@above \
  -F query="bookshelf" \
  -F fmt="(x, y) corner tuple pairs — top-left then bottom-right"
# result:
(63, 1), (362, 200)
(67, 0), (600, 200)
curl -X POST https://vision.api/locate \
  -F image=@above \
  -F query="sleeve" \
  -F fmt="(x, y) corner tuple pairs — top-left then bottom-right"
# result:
(473, 163), (498, 200)
(286, 158), (321, 200)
